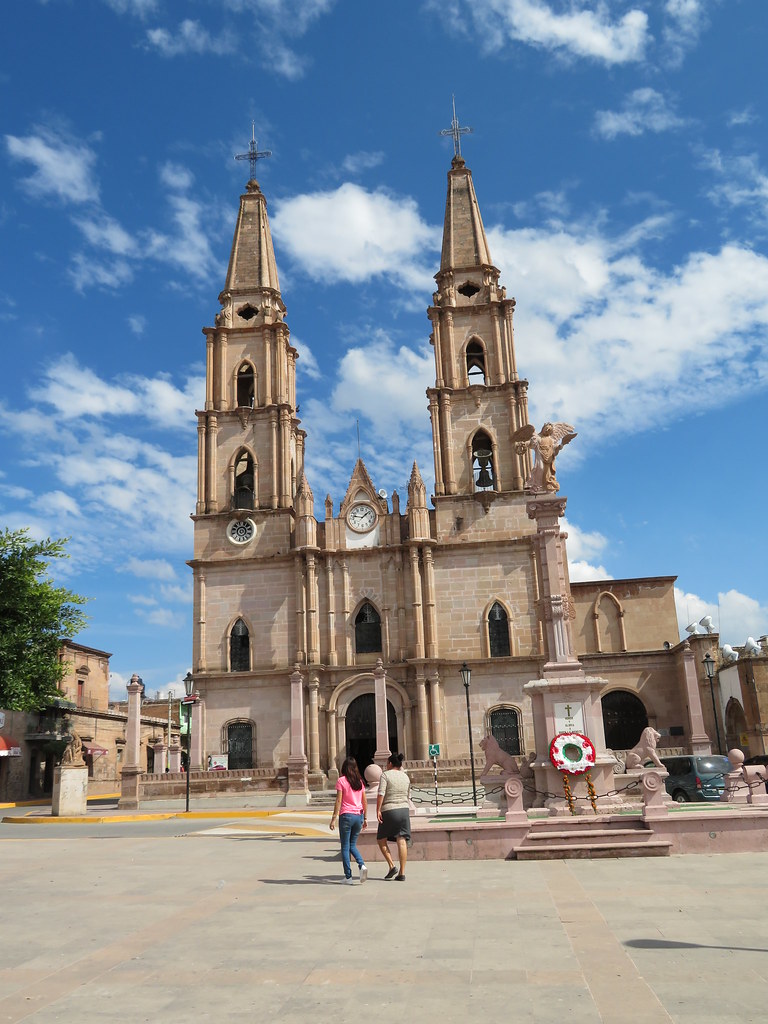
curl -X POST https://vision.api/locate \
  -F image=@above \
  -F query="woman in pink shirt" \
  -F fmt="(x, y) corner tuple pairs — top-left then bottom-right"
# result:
(330, 757), (368, 885)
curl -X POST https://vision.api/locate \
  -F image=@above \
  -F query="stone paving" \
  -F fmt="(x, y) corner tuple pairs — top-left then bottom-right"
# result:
(1, 806), (767, 1023)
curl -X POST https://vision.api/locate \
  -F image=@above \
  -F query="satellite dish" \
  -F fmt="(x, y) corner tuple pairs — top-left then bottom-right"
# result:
(722, 645), (738, 663)
(744, 637), (761, 657)
(699, 615), (715, 634)
(685, 622), (701, 635)
(377, 489), (388, 499)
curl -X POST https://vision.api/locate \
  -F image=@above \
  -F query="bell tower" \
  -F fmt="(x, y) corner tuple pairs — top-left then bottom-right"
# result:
(195, 172), (305, 526)
(427, 110), (531, 501)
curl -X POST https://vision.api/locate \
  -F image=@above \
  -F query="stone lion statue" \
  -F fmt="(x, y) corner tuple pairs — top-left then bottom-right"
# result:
(624, 727), (663, 770)
(479, 735), (520, 777)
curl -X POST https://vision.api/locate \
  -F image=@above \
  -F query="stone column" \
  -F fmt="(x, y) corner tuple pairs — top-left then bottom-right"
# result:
(422, 545), (437, 659)
(327, 708), (338, 773)
(373, 658), (392, 767)
(415, 674), (430, 760)
(118, 674), (143, 810)
(308, 674), (321, 773)
(409, 547), (425, 659)
(527, 497), (575, 667)
(286, 664), (309, 806)
(679, 642), (713, 754)
(168, 742), (182, 773)
(326, 558), (337, 666)
(190, 696), (205, 771)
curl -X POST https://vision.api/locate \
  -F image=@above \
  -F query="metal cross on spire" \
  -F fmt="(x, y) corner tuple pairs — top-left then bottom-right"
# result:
(439, 96), (473, 158)
(234, 121), (272, 180)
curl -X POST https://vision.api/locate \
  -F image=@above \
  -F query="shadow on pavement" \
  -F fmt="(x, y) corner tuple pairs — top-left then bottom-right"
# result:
(626, 938), (768, 953)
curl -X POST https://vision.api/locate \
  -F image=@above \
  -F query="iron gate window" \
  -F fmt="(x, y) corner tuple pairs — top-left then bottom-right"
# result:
(601, 691), (648, 749)
(355, 602), (382, 653)
(230, 618), (250, 672)
(227, 722), (253, 769)
(488, 602), (510, 657)
(489, 708), (521, 755)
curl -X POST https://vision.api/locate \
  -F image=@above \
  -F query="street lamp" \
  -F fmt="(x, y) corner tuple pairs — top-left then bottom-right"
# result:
(703, 653), (722, 754)
(183, 672), (195, 813)
(460, 662), (478, 808)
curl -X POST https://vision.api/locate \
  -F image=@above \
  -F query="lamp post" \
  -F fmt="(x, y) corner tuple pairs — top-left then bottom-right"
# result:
(703, 653), (722, 754)
(460, 662), (478, 808)
(182, 672), (195, 813)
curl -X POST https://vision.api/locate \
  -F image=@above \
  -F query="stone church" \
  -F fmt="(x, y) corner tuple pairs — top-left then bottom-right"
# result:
(188, 147), (717, 792)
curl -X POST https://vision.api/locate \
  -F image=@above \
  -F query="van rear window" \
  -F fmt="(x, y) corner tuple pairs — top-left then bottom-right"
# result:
(695, 757), (730, 773)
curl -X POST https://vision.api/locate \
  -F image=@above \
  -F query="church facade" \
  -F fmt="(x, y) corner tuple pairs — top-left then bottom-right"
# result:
(188, 152), (717, 786)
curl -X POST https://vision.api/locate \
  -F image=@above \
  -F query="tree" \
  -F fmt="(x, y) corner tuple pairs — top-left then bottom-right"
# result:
(0, 529), (89, 711)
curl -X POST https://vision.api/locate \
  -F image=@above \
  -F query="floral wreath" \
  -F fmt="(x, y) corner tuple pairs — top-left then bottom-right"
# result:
(549, 731), (596, 775)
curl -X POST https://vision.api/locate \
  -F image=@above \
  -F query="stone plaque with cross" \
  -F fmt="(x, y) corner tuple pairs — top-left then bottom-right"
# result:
(554, 700), (585, 734)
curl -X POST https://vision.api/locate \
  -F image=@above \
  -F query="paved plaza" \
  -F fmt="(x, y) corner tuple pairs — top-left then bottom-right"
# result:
(1, 808), (767, 1023)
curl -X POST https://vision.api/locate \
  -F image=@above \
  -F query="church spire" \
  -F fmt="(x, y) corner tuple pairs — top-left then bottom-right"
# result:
(439, 156), (493, 275)
(221, 179), (282, 306)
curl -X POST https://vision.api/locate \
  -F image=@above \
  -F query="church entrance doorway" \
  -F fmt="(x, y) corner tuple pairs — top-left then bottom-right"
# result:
(601, 691), (648, 750)
(345, 694), (397, 774)
(725, 698), (748, 753)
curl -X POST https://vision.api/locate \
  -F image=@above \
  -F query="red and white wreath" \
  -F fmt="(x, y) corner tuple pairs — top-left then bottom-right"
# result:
(549, 731), (596, 775)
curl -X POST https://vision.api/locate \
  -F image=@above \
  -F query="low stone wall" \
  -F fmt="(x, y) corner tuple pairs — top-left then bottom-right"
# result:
(140, 768), (287, 800)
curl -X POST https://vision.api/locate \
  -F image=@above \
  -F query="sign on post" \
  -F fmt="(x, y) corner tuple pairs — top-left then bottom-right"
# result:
(428, 743), (440, 758)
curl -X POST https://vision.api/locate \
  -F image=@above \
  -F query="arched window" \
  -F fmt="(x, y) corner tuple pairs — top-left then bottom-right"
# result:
(466, 340), (486, 383)
(472, 430), (495, 491)
(355, 602), (382, 654)
(227, 721), (253, 769)
(489, 707), (522, 756)
(601, 691), (648, 749)
(229, 618), (250, 672)
(488, 602), (510, 657)
(236, 363), (256, 408)
(233, 450), (255, 510)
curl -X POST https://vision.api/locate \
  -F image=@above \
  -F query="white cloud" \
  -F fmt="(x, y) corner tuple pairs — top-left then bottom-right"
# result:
(675, 587), (768, 647)
(146, 20), (236, 57)
(69, 253), (134, 291)
(727, 108), (758, 128)
(5, 127), (100, 204)
(121, 557), (178, 581)
(103, 0), (158, 15)
(144, 193), (219, 279)
(138, 607), (186, 628)
(662, 0), (714, 65)
(32, 490), (82, 518)
(703, 150), (768, 225)
(159, 161), (195, 192)
(127, 315), (147, 335)
(294, 339), (322, 380)
(341, 151), (385, 175)
(272, 183), (438, 290)
(74, 213), (137, 256)
(435, 0), (649, 65)
(594, 88), (687, 140)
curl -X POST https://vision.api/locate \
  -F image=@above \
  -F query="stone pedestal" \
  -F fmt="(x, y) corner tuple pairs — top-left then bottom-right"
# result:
(52, 765), (87, 816)
(641, 769), (669, 821)
(285, 665), (310, 806)
(119, 674), (144, 810)
(477, 773), (509, 818)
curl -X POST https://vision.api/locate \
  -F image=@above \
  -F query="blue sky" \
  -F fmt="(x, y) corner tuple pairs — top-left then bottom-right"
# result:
(2, 0), (766, 700)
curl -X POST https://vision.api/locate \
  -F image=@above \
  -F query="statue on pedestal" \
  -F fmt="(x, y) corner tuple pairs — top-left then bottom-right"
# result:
(513, 421), (577, 493)
(61, 731), (85, 768)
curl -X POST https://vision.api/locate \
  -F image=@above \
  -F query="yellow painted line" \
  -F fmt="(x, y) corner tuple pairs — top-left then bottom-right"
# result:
(1, 808), (330, 826)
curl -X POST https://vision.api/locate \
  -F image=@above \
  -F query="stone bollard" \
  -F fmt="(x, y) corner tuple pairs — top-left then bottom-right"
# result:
(641, 769), (669, 821)
(721, 749), (750, 804)
(504, 775), (528, 825)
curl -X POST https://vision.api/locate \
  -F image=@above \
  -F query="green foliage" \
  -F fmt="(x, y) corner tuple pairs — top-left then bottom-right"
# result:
(0, 528), (89, 711)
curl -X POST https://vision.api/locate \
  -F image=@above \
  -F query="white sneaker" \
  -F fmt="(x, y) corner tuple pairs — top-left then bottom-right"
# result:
(359, 864), (368, 884)
(343, 877), (355, 885)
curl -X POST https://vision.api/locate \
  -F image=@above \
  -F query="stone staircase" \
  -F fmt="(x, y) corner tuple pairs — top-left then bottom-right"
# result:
(513, 815), (671, 860)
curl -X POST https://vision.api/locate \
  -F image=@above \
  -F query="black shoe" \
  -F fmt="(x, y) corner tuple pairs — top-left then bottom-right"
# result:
(385, 867), (398, 880)
(396, 874), (406, 881)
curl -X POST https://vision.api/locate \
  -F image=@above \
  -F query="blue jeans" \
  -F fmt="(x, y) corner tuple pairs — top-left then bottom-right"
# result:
(338, 812), (365, 878)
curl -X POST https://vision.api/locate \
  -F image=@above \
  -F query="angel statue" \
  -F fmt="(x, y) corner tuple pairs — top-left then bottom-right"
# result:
(512, 421), (577, 493)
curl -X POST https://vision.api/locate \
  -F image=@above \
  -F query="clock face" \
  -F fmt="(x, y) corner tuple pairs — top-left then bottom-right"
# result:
(227, 519), (255, 545)
(346, 502), (377, 533)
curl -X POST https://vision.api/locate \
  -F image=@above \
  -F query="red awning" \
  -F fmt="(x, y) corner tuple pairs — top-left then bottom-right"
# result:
(0, 736), (21, 757)
(83, 744), (108, 759)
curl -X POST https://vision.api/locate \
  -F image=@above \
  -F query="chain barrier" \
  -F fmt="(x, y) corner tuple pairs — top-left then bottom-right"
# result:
(410, 770), (767, 807)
